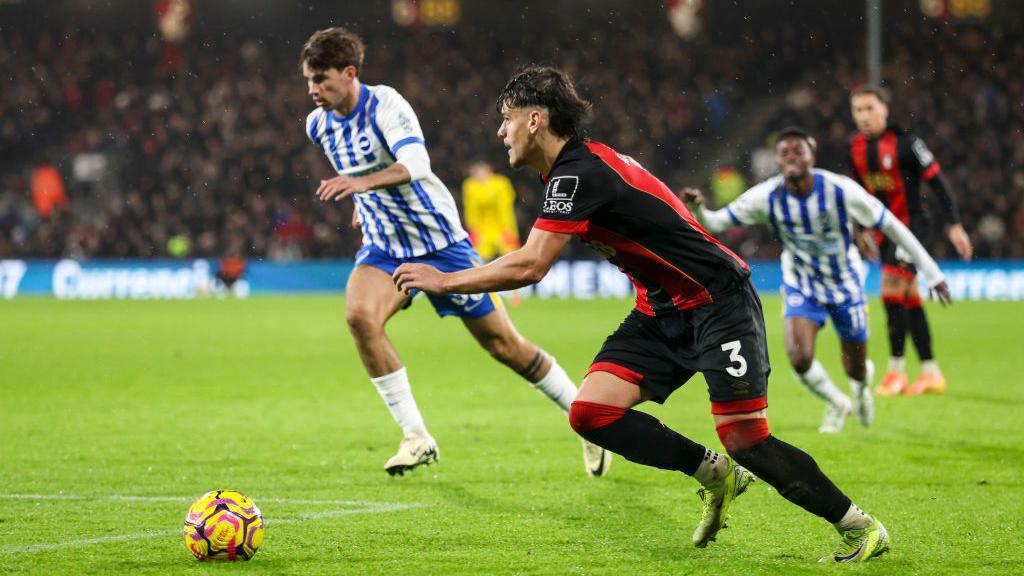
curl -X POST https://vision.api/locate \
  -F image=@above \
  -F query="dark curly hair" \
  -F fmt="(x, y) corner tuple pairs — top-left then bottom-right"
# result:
(495, 65), (591, 139)
(300, 27), (365, 73)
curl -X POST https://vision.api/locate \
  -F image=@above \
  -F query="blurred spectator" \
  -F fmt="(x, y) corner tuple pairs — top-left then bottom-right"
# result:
(30, 164), (67, 219)
(0, 15), (1019, 261)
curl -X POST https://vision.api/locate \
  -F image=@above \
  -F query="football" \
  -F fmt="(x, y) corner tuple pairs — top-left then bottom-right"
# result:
(182, 490), (264, 561)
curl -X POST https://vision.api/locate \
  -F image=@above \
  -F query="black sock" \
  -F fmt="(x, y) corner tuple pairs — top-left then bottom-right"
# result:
(906, 306), (934, 361)
(884, 301), (908, 359)
(730, 436), (851, 523)
(578, 409), (707, 475)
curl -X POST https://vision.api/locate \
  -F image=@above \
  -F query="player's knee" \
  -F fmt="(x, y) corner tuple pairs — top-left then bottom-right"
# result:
(843, 357), (867, 381)
(481, 333), (521, 365)
(715, 416), (770, 455)
(568, 401), (626, 435)
(788, 351), (813, 374)
(786, 342), (813, 373)
(345, 304), (382, 338)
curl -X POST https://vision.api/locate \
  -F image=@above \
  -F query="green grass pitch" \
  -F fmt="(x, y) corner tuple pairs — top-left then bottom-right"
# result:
(0, 295), (1021, 575)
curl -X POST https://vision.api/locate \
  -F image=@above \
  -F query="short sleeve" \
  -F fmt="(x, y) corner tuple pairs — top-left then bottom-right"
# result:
(533, 173), (609, 234)
(373, 87), (426, 157)
(841, 176), (888, 229)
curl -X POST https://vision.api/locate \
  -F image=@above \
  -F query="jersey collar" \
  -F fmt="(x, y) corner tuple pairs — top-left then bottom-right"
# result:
(329, 84), (370, 123)
(541, 138), (584, 183)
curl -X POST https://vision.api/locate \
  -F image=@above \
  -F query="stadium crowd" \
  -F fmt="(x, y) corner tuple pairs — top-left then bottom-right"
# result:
(768, 18), (1024, 259)
(0, 15), (1020, 260)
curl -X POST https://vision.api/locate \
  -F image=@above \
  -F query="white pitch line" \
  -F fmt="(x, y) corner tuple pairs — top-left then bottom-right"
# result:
(0, 501), (429, 555)
(0, 494), (407, 507)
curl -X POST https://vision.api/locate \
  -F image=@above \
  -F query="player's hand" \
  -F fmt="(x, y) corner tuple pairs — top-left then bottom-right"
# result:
(351, 208), (361, 230)
(948, 224), (973, 261)
(317, 175), (369, 202)
(393, 263), (449, 295)
(854, 227), (879, 261)
(678, 187), (705, 206)
(930, 280), (952, 307)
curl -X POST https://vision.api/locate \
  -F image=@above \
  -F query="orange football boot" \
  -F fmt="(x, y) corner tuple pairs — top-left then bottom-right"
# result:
(906, 372), (946, 395)
(876, 371), (908, 397)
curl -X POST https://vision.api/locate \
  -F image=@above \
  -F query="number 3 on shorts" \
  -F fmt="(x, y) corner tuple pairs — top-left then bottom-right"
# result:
(721, 340), (747, 377)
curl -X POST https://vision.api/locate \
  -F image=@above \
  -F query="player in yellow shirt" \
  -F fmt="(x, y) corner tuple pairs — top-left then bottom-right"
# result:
(462, 161), (522, 304)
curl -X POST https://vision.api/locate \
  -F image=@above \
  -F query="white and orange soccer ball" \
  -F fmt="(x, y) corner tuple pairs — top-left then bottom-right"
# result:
(182, 489), (264, 561)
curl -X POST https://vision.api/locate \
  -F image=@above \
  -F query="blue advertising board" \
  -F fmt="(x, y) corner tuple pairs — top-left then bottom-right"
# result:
(2, 258), (1023, 301)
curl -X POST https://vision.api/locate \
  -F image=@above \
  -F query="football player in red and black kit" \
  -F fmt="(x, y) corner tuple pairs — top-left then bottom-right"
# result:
(394, 66), (890, 563)
(849, 85), (973, 396)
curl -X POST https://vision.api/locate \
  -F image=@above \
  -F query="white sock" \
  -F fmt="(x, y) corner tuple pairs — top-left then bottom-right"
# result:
(920, 359), (941, 376)
(834, 503), (873, 532)
(531, 357), (577, 412)
(370, 367), (429, 438)
(692, 448), (729, 486)
(795, 360), (850, 406)
(888, 356), (906, 373)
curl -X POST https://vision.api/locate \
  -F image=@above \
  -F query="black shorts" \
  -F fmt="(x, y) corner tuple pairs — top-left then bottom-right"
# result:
(588, 280), (770, 415)
(880, 218), (931, 278)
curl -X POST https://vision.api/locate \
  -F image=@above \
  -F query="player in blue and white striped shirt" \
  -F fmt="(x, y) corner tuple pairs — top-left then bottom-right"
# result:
(300, 27), (609, 477)
(682, 127), (950, 433)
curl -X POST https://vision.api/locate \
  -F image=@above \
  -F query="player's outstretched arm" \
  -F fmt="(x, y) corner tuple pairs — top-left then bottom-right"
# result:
(679, 187), (729, 234)
(679, 183), (770, 234)
(393, 228), (572, 295)
(843, 177), (951, 306)
(880, 215), (952, 306)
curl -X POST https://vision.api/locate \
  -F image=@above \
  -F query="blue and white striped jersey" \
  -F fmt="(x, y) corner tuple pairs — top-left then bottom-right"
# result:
(305, 83), (467, 258)
(718, 169), (887, 305)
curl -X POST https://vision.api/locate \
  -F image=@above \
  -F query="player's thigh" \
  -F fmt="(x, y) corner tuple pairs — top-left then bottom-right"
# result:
(783, 316), (820, 371)
(781, 286), (824, 368)
(828, 300), (869, 345)
(344, 265), (410, 328)
(577, 370), (651, 409)
(695, 283), (770, 416)
(590, 311), (692, 405)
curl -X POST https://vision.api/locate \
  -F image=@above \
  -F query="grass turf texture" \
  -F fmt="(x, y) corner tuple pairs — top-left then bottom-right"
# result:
(0, 295), (1021, 575)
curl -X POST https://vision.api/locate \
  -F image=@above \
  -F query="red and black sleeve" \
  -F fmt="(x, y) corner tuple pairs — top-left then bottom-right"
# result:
(904, 134), (961, 225)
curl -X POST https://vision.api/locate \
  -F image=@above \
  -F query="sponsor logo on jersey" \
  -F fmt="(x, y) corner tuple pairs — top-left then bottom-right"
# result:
(912, 138), (935, 166)
(357, 133), (373, 155)
(866, 172), (895, 191)
(882, 154), (893, 170)
(543, 176), (579, 214)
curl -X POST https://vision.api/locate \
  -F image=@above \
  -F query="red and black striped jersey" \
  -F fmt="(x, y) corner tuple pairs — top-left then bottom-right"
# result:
(533, 139), (749, 316)
(848, 124), (959, 226)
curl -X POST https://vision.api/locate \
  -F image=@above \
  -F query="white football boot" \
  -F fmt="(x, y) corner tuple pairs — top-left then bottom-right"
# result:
(818, 396), (853, 434)
(384, 435), (439, 476)
(582, 439), (612, 477)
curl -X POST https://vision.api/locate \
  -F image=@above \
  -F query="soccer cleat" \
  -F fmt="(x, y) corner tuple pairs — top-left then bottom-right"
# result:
(818, 396), (853, 434)
(582, 439), (612, 477)
(384, 435), (439, 476)
(820, 518), (891, 563)
(876, 371), (907, 397)
(692, 458), (755, 547)
(906, 372), (946, 395)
